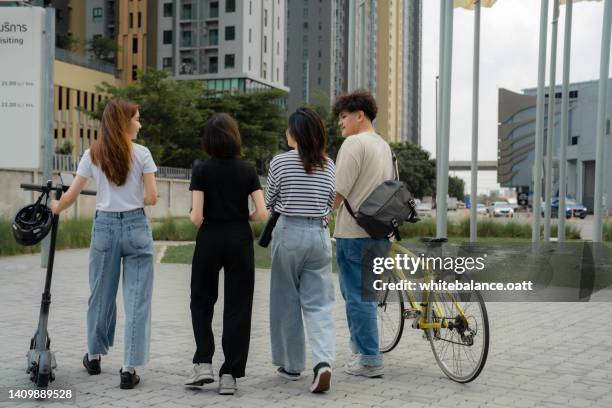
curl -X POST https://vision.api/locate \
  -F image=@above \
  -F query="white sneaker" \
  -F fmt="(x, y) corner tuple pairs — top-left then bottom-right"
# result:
(184, 363), (214, 386)
(344, 352), (361, 369)
(344, 362), (384, 378)
(218, 374), (237, 395)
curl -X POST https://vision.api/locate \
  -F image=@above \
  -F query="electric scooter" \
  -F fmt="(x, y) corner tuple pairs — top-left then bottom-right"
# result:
(19, 174), (95, 387)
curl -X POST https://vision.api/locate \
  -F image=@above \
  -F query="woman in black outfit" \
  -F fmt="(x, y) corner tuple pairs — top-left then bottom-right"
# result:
(185, 113), (268, 395)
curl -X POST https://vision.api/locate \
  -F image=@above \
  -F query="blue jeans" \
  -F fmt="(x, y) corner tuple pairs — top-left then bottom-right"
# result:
(87, 208), (154, 367)
(336, 237), (391, 367)
(270, 216), (336, 373)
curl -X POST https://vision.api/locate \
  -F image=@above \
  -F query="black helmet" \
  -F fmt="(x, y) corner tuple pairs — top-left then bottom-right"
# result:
(12, 203), (53, 246)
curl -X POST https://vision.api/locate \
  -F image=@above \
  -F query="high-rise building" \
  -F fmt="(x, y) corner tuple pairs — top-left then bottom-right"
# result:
(116, 0), (149, 84)
(284, 0), (348, 113)
(347, 0), (422, 144)
(401, 0), (421, 145)
(154, 0), (287, 93)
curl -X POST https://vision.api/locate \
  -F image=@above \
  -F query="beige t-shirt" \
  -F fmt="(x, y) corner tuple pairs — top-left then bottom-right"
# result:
(334, 132), (394, 238)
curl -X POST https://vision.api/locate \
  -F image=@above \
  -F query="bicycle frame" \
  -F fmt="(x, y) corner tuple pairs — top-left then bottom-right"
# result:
(387, 242), (469, 331)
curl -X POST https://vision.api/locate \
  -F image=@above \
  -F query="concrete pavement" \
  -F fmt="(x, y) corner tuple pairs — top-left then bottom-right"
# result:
(0, 249), (611, 407)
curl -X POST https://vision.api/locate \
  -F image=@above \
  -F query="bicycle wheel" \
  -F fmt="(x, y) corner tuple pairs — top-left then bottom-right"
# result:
(377, 272), (405, 353)
(426, 287), (489, 383)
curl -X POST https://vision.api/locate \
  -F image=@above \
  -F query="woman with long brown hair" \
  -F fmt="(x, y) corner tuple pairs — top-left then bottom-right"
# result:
(50, 98), (158, 390)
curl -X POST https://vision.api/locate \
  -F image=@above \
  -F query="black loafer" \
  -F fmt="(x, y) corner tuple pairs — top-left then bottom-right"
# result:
(120, 369), (140, 389)
(83, 354), (101, 375)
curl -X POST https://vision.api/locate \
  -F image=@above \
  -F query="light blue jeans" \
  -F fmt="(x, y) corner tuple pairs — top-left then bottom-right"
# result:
(336, 237), (391, 367)
(87, 208), (154, 367)
(270, 215), (336, 373)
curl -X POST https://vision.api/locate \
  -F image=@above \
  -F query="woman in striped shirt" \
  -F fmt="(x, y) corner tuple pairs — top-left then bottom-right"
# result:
(265, 108), (336, 394)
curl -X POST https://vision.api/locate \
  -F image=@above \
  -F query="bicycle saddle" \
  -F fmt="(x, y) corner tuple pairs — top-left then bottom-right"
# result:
(420, 237), (448, 243)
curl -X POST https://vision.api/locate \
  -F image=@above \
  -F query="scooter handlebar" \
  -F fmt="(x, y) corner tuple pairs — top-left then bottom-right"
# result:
(20, 183), (96, 196)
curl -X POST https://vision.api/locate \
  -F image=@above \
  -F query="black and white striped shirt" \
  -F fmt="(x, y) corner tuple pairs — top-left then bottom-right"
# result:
(265, 149), (336, 217)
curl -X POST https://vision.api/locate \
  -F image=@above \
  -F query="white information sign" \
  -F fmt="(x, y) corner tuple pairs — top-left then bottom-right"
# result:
(0, 7), (45, 170)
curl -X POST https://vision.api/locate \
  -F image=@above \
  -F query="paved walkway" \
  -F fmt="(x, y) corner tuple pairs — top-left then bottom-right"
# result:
(0, 249), (611, 408)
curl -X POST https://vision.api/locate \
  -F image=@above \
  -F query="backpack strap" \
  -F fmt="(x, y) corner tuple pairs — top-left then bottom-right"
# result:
(392, 152), (399, 181)
(343, 198), (357, 219)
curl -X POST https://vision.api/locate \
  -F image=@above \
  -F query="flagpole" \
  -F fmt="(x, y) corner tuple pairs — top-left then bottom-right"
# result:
(592, 0), (612, 242)
(470, 0), (481, 242)
(532, 0), (549, 242)
(436, 0), (446, 232)
(544, 0), (560, 241)
(558, 0), (573, 242)
(437, 0), (454, 239)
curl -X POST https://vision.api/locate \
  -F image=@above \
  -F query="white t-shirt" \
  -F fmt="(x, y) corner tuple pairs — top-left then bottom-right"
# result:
(77, 143), (158, 212)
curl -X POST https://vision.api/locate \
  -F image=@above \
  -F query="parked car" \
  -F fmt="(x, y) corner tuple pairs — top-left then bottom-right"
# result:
(476, 203), (487, 215)
(541, 198), (587, 219)
(489, 201), (514, 218)
(457, 201), (466, 209)
(416, 202), (433, 218)
(447, 197), (458, 211)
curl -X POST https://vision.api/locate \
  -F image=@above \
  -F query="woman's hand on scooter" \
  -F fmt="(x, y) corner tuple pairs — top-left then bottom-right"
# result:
(50, 200), (61, 214)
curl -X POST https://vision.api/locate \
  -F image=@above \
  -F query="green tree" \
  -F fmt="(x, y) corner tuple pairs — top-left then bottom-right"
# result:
(205, 90), (287, 173)
(390, 142), (436, 199)
(448, 175), (465, 200)
(56, 33), (80, 51)
(90, 69), (208, 167)
(88, 70), (287, 170)
(87, 36), (118, 62)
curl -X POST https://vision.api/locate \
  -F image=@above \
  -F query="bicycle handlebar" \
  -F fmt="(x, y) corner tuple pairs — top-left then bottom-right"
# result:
(20, 183), (96, 196)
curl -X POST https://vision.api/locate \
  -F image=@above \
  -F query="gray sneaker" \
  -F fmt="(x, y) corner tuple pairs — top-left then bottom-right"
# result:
(343, 362), (384, 378)
(184, 363), (214, 386)
(218, 374), (237, 395)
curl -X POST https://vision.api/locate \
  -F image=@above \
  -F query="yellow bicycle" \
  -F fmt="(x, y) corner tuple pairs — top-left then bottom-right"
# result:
(376, 237), (490, 383)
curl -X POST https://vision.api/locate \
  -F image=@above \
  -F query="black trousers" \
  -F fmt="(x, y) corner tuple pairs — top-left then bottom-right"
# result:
(190, 221), (255, 378)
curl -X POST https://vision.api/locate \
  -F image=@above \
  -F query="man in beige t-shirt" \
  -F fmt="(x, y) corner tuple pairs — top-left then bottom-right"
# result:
(332, 90), (393, 378)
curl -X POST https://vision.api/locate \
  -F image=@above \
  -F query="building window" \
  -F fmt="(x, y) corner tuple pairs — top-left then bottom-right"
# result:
(225, 26), (235, 41)
(571, 136), (579, 145)
(263, 62), (267, 79)
(570, 90), (579, 98)
(210, 2), (219, 18)
(264, 35), (267, 52)
(209, 29), (218, 45)
(132, 37), (138, 53)
(163, 3), (172, 17)
(163, 30), (172, 44)
(129, 13), (133, 28)
(182, 30), (193, 47)
(248, 55), (251, 70)
(209, 56), (218, 73)
(277, 68), (279, 81)
(249, 0), (252, 15)
(226, 0), (236, 13)
(248, 28), (252, 42)
(182, 4), (192, 19)
(277, 41), (279, 56)
(138, 12), (142, 28)
(92, 7), (103, 22)
(132, 65), (138, 81)
(264, 9), (268, 26)
(225, 54), (235, 68)
(163, 57), (172, 69)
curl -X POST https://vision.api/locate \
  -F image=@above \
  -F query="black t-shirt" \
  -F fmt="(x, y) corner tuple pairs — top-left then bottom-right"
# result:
(189, 158), (261, 222)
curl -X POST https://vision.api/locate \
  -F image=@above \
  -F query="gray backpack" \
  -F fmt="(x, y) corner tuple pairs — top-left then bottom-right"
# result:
(343, 154), (419, 241)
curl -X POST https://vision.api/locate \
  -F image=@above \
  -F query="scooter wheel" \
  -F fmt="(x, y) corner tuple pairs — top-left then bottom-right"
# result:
(36, 372), (50, 388)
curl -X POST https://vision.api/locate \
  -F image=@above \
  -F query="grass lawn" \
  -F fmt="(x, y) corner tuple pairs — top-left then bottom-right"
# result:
(163, 237), (612, 291)
(162, 242), (339, 273)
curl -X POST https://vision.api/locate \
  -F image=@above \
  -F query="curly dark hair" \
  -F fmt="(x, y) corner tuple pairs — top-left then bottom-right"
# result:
(332, 90), (378, 122)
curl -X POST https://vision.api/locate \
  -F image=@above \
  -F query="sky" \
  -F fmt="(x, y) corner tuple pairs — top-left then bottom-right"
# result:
(419, 0), (610, 194)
